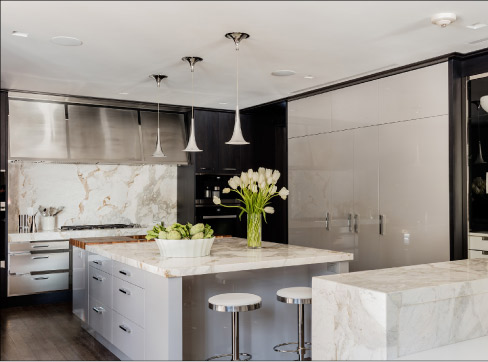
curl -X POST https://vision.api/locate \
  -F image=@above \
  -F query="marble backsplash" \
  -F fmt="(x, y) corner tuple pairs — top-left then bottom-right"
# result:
(8, 162), (177, 232)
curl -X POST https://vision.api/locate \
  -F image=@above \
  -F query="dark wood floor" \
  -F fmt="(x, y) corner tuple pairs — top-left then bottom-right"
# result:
(0, 302), (118, 361)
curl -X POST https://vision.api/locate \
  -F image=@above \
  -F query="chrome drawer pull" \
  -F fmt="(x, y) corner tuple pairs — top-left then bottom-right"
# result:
(119, 324), (131, 334)
(119, 270), (131, 277)
(92, 306), (104, 314)
(33, 276), (49, 280)
(32, 245), (49, 248)
(119, 288), (131, 295)
(92, 275), (103, 282)
(92, 260), (102, 265)
(32, 256), (49, 259)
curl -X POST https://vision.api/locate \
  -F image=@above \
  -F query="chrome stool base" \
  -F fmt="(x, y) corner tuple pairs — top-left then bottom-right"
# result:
(206, 352), (252, 361)
(273, 341), (311, 354)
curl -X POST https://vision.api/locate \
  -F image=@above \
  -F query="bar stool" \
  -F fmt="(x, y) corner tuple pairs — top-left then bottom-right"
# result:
(206, 293), (262, 361)
(273, 287), (312, 361)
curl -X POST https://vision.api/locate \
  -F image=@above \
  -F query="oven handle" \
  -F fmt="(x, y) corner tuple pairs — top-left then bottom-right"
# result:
(202, 215), (238, 220)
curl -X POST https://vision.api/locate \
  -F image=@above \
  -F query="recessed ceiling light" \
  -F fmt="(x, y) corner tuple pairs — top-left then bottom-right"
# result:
(466, 23), (487, 30)
(219, 102), (228, 105)
(119, 92), (129, 95)
(51, 36), (83, 46)
(304, 75), (314, 79)
(12, 31), (28, 37)
(272, 70), (296, 77)
(431, 13), (457, 27)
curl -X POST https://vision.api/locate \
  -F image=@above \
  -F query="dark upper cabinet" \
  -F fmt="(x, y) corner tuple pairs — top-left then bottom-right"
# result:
(218, 112), (242, 172)
(193, 110), (219, 172)
(239, 113), (254, 172)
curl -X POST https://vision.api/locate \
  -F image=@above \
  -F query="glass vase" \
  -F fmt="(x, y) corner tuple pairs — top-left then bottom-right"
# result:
(247, 213), (262, 248)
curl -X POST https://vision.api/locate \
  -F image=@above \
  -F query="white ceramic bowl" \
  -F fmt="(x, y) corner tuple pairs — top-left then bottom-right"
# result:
(155, 237), (215, 258)
(480, 95), (488, 113)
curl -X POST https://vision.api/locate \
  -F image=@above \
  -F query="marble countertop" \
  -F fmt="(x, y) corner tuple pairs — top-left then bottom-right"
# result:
(85, 237), (353, 278)
(8, 227), (149, 243)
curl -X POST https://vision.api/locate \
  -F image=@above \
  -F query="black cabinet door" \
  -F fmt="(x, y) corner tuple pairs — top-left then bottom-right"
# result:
(239, 113), (254, 172)
(193, 110), (219, 172)
(218, 112), (242, 173)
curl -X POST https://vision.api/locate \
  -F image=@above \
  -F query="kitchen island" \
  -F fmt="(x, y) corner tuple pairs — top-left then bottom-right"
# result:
(312, 258), (488, 360)
(75, 237), (352, 360)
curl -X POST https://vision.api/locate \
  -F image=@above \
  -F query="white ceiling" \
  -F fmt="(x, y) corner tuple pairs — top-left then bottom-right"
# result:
(1, 1), (488, 110)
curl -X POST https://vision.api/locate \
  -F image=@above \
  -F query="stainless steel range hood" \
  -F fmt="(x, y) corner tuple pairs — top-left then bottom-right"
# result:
(7, 92), (189, 165)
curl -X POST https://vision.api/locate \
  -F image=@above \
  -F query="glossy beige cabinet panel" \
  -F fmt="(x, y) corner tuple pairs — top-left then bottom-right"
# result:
(331, 80), (379, 131)
(288, 93), (331, 138)
(288, 133), (331, 249)
(378, 62), (448, 123)
(353, 126), (380, 272)
(327, 131), (355, 256)
(378, 115), (450, 268)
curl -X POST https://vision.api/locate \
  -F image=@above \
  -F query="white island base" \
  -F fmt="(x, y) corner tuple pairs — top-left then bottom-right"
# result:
(78, 238), (352, 360)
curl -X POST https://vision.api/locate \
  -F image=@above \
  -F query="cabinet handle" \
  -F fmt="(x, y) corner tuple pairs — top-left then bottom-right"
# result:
(92, 260), (102, 265)
(348, 214), (353, 233)
(32, 245), (49, 248)
(482, 251), (488, 255)
(379, 215), (385, 235)
(92, 306), (104, 314)
(354, 214), (359, 234)
(32, 276), (49, 280)
(119, 270), (131, 277)
(119, 324), (131, 334)
(92, 275), (103, 282)
(222, 168), (237, 171)
(325, 212), (330, 231)
(119, 288), (131, 295)
(482, 237), (488, 241)
(32, 256), (49, 259)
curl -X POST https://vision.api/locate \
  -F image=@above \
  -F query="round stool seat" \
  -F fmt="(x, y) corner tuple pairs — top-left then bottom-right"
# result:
(209, 293), (262, 312)
(276, 287), (312, 304)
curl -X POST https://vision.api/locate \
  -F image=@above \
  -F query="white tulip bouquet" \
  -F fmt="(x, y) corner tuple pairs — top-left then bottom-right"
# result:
(213, 167), (289, 248)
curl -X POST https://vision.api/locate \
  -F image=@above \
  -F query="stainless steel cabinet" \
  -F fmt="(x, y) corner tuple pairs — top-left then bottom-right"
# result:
(9, 100), (68, 159)
(73, 246), (88, 322)
(378, 115), (450, 268)
(9, 251), (69, 274)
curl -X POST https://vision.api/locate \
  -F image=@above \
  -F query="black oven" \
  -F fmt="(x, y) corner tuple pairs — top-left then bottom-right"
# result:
(195, 204), (243, 237)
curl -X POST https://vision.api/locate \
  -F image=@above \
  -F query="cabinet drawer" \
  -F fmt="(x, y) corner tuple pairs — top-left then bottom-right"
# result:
(469, 235), (488, 251)
(113, 277), (144, 327)
(88, 253), (112, 275)
(89, 267), (112, 308)
(8, 272), (69, 296)
(469, 249), (488, 259)
(89, 297), (112, 343)
(9, 252), (69, 274)
(112, 260), (145, 288)
(10, 240), (69, 253)
(112, 311), (145, 360)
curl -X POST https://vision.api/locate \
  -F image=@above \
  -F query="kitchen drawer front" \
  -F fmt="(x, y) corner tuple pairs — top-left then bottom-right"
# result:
(469, 249), (488, 259)
(89, 267), (112, 307)
(112, 260), (145, 288)
(8, 272), (69, 296)
(88, 253), (112, 275)
(112, 311), (145, 360)
(9, 252), (69, 274)
(10, 240), (69, 253)
(469, 235), (488, 251)
(113, 277), (144, 327)
(89, 297), (112, 343)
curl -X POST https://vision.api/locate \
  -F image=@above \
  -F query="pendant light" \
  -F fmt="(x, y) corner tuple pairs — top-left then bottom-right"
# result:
(474, 101), (486, 164)
(150, 74), (168, 157)
(182, 56), (203, 152)
(225, 32), (250, 145)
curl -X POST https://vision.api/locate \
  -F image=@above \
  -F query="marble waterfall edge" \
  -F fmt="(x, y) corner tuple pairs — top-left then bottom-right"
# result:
(8, 162), (177, 231)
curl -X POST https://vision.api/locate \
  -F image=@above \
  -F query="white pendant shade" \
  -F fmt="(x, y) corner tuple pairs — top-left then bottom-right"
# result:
(183, 118), (202, 152)
(226, 107), (249, 145)
(481, 96), (488, 113)
(150, 74), (168, 158)
(152, 126), (167, 158)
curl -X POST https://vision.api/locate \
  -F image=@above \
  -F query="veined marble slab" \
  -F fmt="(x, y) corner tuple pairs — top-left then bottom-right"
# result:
(312, 259), (488, 360)
(85, 237), (353, 278)
(8, 228), (149, 243)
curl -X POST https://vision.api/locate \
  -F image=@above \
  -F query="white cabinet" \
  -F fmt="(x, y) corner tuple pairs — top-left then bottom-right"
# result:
(331, 80), (379, 131)
(8, 272), (69, 296)
(89, 267), (112, 307)
(378, 62), (448, 123)
(378, 115), (450, 268)
(112, 277), (145, 328)
(89, 297), (113, 343)
(112, 311), (145, 360)
(288, 92), (331, 138)
(112, 260), (146, 288)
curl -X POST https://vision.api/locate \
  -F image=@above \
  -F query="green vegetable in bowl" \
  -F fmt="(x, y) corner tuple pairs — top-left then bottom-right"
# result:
(146, 221), (214, 240)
